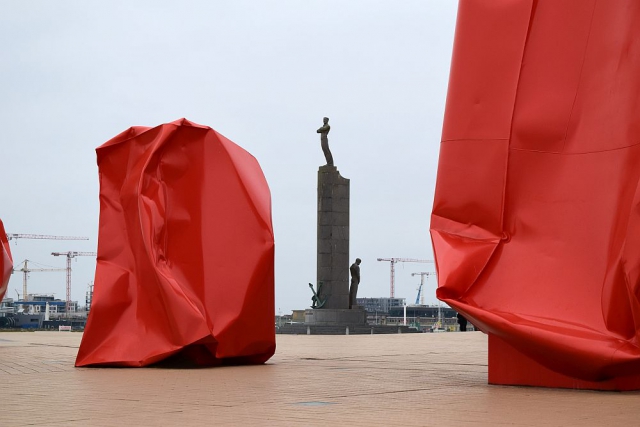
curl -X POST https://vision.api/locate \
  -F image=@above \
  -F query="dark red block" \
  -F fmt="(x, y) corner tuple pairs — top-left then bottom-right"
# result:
(76, 119), (275, 367)
(0, 219), (12, 302)
(431, 0), (640, 390)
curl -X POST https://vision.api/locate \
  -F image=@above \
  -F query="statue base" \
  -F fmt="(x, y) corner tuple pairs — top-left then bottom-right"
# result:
(316, 165), (350, 309)
(304, 308), (367, 325)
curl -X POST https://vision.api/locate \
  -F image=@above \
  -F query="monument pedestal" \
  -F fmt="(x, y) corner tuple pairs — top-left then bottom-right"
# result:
(317, 165), (350, 309)
(304, 308), (367, 326)
(299, 161), (376, 334)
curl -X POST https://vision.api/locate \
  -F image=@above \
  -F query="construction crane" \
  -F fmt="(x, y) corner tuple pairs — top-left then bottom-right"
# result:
(377, 258), (434, 298)
(51, 251), (97, 314)
(6, 233), (89, 243)
(14, 259), (66, 301)
(411, 272), (435, 305)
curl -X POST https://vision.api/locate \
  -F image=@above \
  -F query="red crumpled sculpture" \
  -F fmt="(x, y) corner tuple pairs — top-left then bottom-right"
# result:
(431, 0), (640, 390)
(76, 119), (275, 367)
(0, 219), (12, 302)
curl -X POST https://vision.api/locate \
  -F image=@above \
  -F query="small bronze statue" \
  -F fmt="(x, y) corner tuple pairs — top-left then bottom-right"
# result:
(309, 282), (327, 308)
(349, 258), (361, 309)
(317, 117), (333, 166)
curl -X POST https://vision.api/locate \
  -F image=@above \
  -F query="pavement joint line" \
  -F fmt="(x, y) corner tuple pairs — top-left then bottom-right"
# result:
(297, 352), (454, 360)
(296, 362), (487, 371)
(293, 401), (336, 406)
(328, 386), (450, 399)
(290, 357), (486, 364)
(27, 343), (79, 348)
(98, 399), (237, 408)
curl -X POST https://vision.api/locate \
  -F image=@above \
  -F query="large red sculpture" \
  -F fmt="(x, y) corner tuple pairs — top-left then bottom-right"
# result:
(431, 0), (640, 390)
(76, 119), (275, 367)
(0, 219), (12, 302)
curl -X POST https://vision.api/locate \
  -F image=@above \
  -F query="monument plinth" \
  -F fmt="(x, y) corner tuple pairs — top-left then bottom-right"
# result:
(305, 164), (367, 326)
(316, 165), (350, 309)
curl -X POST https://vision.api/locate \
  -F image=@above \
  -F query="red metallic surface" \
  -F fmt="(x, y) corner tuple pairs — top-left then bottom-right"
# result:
(76, 119), (275, 367)
(0, 219), (12, 302)
(431, 0), (640, 390)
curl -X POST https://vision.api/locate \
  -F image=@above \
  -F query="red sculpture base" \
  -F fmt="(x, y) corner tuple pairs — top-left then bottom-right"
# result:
(488, 335), (640, 391)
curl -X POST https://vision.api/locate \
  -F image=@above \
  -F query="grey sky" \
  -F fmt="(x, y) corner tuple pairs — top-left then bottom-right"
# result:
(0, 1), (458, 313)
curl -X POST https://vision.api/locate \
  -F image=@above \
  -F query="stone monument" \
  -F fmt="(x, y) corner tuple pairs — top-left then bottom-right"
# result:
(276, 119), (420, 334)
(305, 118), (367, 326)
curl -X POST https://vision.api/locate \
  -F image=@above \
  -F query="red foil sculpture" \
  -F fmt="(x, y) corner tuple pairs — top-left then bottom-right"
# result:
(0, 219), (12, 302)
(76, 119), (275, 367)
(431, 0), (640, 390)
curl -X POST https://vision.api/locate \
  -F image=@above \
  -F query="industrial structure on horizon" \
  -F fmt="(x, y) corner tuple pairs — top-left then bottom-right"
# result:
(2, 232), (94, 330)
(0, 295), (87, 329)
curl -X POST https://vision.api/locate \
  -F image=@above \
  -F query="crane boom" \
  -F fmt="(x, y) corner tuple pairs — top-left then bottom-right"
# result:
(7, 233), (89, 242)
(52, 251), (97, 257)
(52, 251), (97, 314)
(377, 258), (434, 298)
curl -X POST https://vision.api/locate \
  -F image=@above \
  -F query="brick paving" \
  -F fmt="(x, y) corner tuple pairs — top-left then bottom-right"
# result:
(0, 331), (639, 426)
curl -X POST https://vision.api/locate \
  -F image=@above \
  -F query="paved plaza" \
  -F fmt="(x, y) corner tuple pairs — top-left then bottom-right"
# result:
(1, 331), (639, 426)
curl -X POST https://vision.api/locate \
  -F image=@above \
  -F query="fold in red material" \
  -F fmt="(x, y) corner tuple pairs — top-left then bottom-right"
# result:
(431, 0), (640, 385)
(0, 219), (12, 302)
(76, 119), (275, 367)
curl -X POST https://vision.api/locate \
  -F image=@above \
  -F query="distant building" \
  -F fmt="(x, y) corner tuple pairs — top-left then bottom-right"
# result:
(275, 313), (293, 327)
(291, 310), (305, 323)
(17, 294), (77, 314)
(354, 297), (474, 331)
(1, 295), (87, 329)
(356, 297), (406, 314)
(389, 305), (475, 332)
(1, 294), (79, 318)
(0, 312), (44, 328)
(86, 283), (94, 312)
(1, 297), (14, 317)
(388, 305), (456, 318)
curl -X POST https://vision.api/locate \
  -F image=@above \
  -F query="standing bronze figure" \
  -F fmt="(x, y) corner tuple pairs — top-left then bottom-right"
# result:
(349, 258), (361, 309)
(317, 117), (333, 166)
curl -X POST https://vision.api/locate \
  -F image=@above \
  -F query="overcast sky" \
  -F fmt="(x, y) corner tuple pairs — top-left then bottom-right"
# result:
(0, 1), (458, 313)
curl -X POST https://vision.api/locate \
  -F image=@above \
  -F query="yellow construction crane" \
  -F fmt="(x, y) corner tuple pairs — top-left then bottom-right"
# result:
(51, 251), (97, 314)
(376, 258), (434, 298)
(14, 259), (66, 301)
